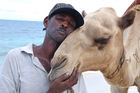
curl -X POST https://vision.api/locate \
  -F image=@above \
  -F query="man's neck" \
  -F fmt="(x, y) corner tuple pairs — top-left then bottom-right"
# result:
(33, 37), (60, 72)
(34, 38), (59, 61)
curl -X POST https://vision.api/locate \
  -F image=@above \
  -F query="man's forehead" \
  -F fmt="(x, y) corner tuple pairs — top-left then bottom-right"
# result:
(54, 13), (76, 23)
(55, 12), (74, 18)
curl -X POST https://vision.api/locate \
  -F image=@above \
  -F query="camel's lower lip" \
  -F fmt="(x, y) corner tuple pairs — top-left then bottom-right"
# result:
(48, 69), (62, 81)
(48, 71), (54, 81)
(48, 67), (57, 81)
(48, 58), (68, 81)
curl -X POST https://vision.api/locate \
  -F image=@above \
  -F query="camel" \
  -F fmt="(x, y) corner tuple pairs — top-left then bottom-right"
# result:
(48, 7), (140, 93)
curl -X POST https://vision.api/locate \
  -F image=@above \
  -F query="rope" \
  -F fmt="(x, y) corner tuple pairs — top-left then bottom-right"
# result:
(123, 0), (139, 15)
(106, 49), (125, 79)
(67, 88), (74, 93)
(135, 0), (137, 6)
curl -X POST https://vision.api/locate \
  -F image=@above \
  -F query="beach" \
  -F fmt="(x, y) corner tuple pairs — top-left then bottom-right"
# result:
(0, 19), (138, 93)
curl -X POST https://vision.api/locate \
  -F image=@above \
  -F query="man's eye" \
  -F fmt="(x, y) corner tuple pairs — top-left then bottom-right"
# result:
(56, 17), (64, 21)
(68, 22), (75, 28)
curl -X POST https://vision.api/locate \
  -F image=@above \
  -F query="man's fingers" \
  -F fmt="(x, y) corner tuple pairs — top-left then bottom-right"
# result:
(71, 68), (79, 84)
(64, 67), (79, 86)
(73, 68), (79, 83)
(69, 67), (78, 81)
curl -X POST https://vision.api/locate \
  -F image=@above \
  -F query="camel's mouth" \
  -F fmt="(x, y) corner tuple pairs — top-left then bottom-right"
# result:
(48, 56), (81, 81)
(48, 57), (69, 81)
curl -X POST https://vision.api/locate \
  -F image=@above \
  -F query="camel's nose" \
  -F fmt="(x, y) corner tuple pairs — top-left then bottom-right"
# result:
(48, 56), (68, 81)
(52, 56), (68, 70)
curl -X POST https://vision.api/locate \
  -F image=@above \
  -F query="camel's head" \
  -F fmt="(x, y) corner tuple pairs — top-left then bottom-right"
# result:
(48, 7), (135, 81)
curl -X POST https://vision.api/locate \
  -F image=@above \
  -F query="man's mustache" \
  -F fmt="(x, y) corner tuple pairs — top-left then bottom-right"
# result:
(58, 25), (66, 32)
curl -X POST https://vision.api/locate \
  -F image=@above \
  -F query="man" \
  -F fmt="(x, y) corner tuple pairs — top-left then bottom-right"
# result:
(0, 3), (87, 93)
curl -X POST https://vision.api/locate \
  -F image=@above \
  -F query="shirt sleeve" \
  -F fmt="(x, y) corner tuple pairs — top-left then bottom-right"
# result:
(0, 49), (20, 93)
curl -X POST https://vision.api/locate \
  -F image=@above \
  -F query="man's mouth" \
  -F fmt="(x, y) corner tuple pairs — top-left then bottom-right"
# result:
(57, 29), (66, 35)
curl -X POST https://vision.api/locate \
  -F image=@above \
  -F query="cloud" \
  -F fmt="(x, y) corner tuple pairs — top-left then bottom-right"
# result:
(0, 0), (134, 21)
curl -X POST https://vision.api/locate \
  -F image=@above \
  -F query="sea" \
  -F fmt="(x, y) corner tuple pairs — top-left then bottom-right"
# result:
(0, 19), (138, 93)
(0, 19), (45, 65)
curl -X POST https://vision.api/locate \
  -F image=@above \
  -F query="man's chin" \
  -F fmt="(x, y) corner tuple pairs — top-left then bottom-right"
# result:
(54, 38), (66, 44)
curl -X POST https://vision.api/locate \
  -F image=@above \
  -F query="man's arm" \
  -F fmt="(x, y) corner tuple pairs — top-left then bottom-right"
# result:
(0, 50), (19, 93)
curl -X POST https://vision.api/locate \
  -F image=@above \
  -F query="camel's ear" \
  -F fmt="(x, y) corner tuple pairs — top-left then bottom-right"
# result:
(118, 10), (136, 30)
(82, 10), (87, 17)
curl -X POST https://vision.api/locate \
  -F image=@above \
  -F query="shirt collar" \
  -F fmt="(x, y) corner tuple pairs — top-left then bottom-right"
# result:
(21, 44), (47, 72)
(20, 43), (34, 55)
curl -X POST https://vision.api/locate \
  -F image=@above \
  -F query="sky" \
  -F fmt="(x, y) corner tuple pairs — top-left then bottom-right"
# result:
(0, 0), (134, 21)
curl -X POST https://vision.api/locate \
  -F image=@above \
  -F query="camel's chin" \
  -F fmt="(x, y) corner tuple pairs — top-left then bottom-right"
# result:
(48, 70), (60, 81)
(48, 63), (77, 81)
(48, 69), (73, 81)
(48, 72), (55, 81)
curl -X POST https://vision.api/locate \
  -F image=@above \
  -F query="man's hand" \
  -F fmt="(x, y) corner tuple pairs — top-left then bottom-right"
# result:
(47, 68), (79, 93)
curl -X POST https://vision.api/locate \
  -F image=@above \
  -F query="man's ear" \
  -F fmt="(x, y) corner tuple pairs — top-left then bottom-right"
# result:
(43, 16), (49, 28)
(118, 10), (136, 30)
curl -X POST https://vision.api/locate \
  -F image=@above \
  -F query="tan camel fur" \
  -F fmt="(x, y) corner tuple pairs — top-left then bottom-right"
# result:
(48, 7), (140, 93)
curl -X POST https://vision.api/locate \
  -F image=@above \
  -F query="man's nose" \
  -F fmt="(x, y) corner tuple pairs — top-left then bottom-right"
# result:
(62, 21), (68, 28)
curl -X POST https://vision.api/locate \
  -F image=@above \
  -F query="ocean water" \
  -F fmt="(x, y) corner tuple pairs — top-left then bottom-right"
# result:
(0, 19), (138, 93)
(0, 19), (45, 64)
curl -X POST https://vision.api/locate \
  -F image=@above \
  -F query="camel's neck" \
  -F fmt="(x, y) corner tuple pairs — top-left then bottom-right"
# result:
(125, 11), (140, 49)
(103, 53), (136, 87)
(103, 11), (140, 87)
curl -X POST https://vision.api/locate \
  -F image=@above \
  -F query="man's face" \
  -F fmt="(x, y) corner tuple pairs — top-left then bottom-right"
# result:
(47, 13), (76, 43)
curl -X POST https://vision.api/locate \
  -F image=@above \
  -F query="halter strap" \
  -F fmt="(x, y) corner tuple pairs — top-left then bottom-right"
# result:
(124, 0), (140, 15)
(106, 49), (125, 79)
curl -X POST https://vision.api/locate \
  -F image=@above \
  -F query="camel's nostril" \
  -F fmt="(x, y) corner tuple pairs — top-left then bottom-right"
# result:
(52, 57), (68, 70)
(62, 57), (67, 64)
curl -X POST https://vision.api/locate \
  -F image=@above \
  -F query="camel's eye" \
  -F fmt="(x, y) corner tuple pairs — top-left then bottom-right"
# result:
(95, 36), (111, 44)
